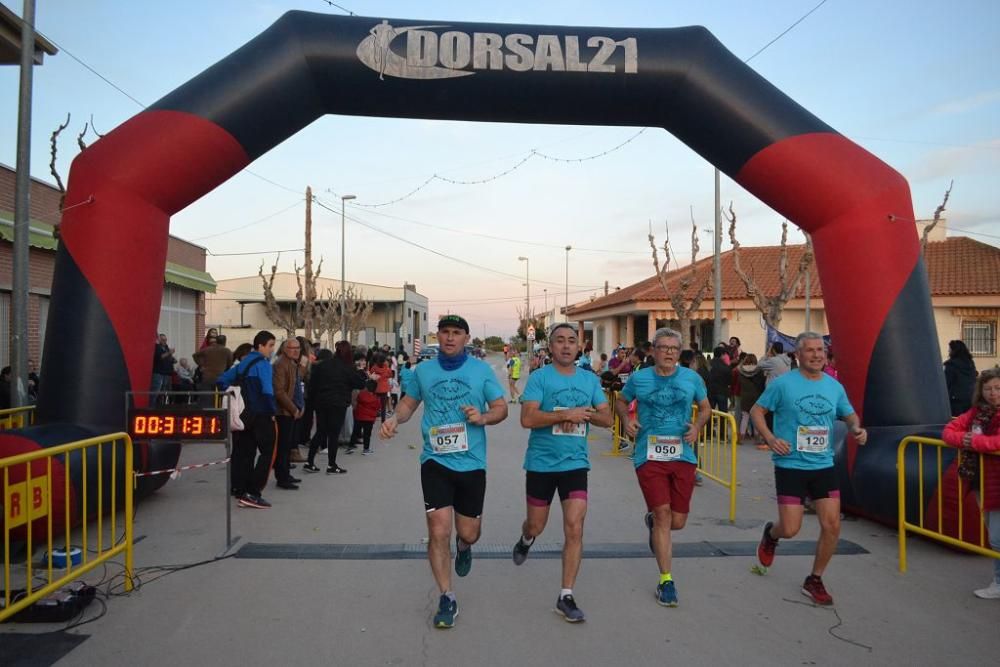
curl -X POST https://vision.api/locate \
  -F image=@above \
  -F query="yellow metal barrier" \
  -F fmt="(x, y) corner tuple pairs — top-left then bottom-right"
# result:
(1, 432), (134, 622)
(602, 389), (633, 457)
(696, 408), (739, 523)
(0, 405), (36, 431)
(897, 435), (1000, 573)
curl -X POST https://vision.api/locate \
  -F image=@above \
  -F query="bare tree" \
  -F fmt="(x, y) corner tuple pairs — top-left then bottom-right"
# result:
(259, 255), (300, 336)
(649, 212), (713, 341)
(315, 284), (374, 344)
(49, 114), (71, 212)
(920, 180), (954, 252)
(724, 203), (814, 330)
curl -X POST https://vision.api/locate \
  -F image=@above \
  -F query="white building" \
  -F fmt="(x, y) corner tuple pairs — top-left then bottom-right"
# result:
(207, 274), (428, 351)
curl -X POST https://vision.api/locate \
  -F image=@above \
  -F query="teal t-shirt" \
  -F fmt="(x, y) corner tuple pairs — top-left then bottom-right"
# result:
(620, 366), (707, 469)
(520, 365), (608, 472)
(408, 357), (505, 472)
(755, 370), (854, 470)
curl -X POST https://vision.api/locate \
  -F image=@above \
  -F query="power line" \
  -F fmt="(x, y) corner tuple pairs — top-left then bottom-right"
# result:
(349, 205), (646, 255)
(328, 128), (648, 209)
(207, 247), (305, 257)
(42, 35), (146, 108)
(745, 0), (831, 63)
(191, 199), (303, 241)
(311, 197), (604, 288)
(318, 0), (355, 15)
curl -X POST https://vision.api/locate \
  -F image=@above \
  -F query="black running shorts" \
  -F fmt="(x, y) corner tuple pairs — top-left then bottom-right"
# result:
(421, 459), (487, 517)
(774, 465), (840, 505)
(525, 468), (589, 507)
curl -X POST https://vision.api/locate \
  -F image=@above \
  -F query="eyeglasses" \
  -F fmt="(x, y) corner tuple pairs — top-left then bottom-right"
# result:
(654, 345), (681, 353)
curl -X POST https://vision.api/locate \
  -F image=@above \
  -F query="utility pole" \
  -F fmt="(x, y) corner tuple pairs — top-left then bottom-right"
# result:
(12, 0), (37, 407)
(303, 186), (315, 339)
(713, 168), (722, 346)
(804, 232), (812, 331)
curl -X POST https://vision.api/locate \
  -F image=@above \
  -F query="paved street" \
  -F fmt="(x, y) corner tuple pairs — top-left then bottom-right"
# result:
(2, 354), (997, 666)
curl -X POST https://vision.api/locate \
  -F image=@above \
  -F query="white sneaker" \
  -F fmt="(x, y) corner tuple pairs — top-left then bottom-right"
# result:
(973, 581), (1000, 599)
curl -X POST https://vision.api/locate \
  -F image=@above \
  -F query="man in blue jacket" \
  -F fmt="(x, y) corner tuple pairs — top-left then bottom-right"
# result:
(218, 330), (277, 509)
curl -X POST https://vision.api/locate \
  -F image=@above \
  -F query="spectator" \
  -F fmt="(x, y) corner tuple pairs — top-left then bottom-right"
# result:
(577, 343), (594, 372)
(707, 345), (732, 412)
(941, 368), (1000, 599)
(640, 341), (655, 368)
(594, 352), (608, 375)
(151, 333), (176, 405)
(608, 347), (627, 373)
(217, 330), (277, 509)
(759, 341), (792, 385)
(0, 366), (11, 409)
(944, 340), (978, 417)
(272, 338), (304, 490)
(194, 334), (233, 406)
(369, 353), (392, 421)
(174, 358), (196, 403)
(823, 348), (839, 380)
(349, 379), (380, 455)
(738, 354), (766, 446)
(200, 327), (219, 350)
(306, 342), (366, 474)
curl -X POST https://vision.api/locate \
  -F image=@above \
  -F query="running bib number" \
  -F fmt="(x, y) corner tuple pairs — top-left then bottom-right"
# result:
(552, 406), (587, 437)
(618, 373), (630, 384)
(647, 435), (683, 461)
(796, 426), (829, 453)
(430, 422), (469, 454)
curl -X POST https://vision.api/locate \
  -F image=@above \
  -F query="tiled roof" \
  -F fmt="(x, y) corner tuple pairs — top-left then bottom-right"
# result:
(567, 236), (1000, 315)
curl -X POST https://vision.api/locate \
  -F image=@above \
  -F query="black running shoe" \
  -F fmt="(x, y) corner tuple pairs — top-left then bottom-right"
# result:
(512, 536), (533, 565)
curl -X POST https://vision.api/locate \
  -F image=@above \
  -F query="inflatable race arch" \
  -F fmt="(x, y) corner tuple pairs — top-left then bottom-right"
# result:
(1, 12), (958, 532)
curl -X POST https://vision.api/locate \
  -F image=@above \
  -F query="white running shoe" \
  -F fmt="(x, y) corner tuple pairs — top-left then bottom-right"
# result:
(973, 581), (1000, 599)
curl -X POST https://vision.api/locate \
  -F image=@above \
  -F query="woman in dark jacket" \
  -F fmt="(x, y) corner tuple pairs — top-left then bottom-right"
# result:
(305, 342), (366, 474)
(707, 346), (732, 411)
(738, 354), (766, 443)
(944, 340), (978, 417)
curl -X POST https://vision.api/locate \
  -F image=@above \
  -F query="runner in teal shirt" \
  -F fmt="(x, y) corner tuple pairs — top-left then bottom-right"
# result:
(521, 363), (608, 472)
(512, 323), (612, 623)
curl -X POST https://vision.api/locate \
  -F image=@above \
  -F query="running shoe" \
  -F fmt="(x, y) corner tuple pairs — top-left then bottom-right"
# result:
(801, 574), (833, 605)
(555, 594), (586, 622)
(644, 512), (655, 555)
(326, 465), (347, 474)
(757, 521), (778, 567)
(237, 493), (271, 509)
(455, 537), (473, 577)
(302, 463), (321, 473)
(973, 581), (1000, 599)
(362, 449), (372, 456)
(512, 536), (533, 565)
(433, 594), (458, 629)
(655, 580), (678, 607)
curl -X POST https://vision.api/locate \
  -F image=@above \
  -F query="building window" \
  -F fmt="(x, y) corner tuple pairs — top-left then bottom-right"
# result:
(423, 312), (426, 321)
(408, 308), (412, 319)
(962, 320), (997, 357)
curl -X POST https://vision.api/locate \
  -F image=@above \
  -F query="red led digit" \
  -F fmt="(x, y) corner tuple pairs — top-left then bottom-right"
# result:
(164, 416), (176, 435)
(134, 415), (147, 434)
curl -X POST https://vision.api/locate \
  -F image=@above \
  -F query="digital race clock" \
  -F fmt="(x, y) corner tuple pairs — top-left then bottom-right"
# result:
(127, 408), (228, 441)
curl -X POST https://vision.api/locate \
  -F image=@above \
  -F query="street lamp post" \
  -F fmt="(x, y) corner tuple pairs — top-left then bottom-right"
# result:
(564, 245), (572, 323)
(518, 256), (530, 352)
(340, 194), (356, 341)
(543, 288), (548, 321)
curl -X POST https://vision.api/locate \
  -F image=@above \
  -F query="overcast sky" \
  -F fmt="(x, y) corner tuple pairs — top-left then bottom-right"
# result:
(2, 1), (997, 337)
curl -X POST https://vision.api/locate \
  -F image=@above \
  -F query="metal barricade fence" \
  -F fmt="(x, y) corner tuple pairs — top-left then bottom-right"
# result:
(1, 432), (134, 621)
(0, 405), (36, 431)
(897, 435), (1000, 573)
(601, 390), (739, 522)
(695, 407), (739, 523)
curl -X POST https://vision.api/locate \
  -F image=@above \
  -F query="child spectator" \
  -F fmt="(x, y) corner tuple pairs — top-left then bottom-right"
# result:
(350, 379), (380, 455)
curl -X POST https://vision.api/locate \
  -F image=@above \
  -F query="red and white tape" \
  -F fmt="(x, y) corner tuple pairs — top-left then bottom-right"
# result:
(134, 458), (231, 479)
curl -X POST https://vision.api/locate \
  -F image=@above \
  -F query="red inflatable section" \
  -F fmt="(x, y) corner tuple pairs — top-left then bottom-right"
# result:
(0, 433), (74, 539)
(736, 133), (920, 470)
(59, 111), (250, 402)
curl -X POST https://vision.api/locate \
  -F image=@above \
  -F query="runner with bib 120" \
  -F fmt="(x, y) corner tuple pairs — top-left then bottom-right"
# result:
(749, 331), (868, 606)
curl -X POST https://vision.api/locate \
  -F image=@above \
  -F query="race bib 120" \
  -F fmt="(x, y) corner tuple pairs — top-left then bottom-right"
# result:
(796, 426), (829, 453)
